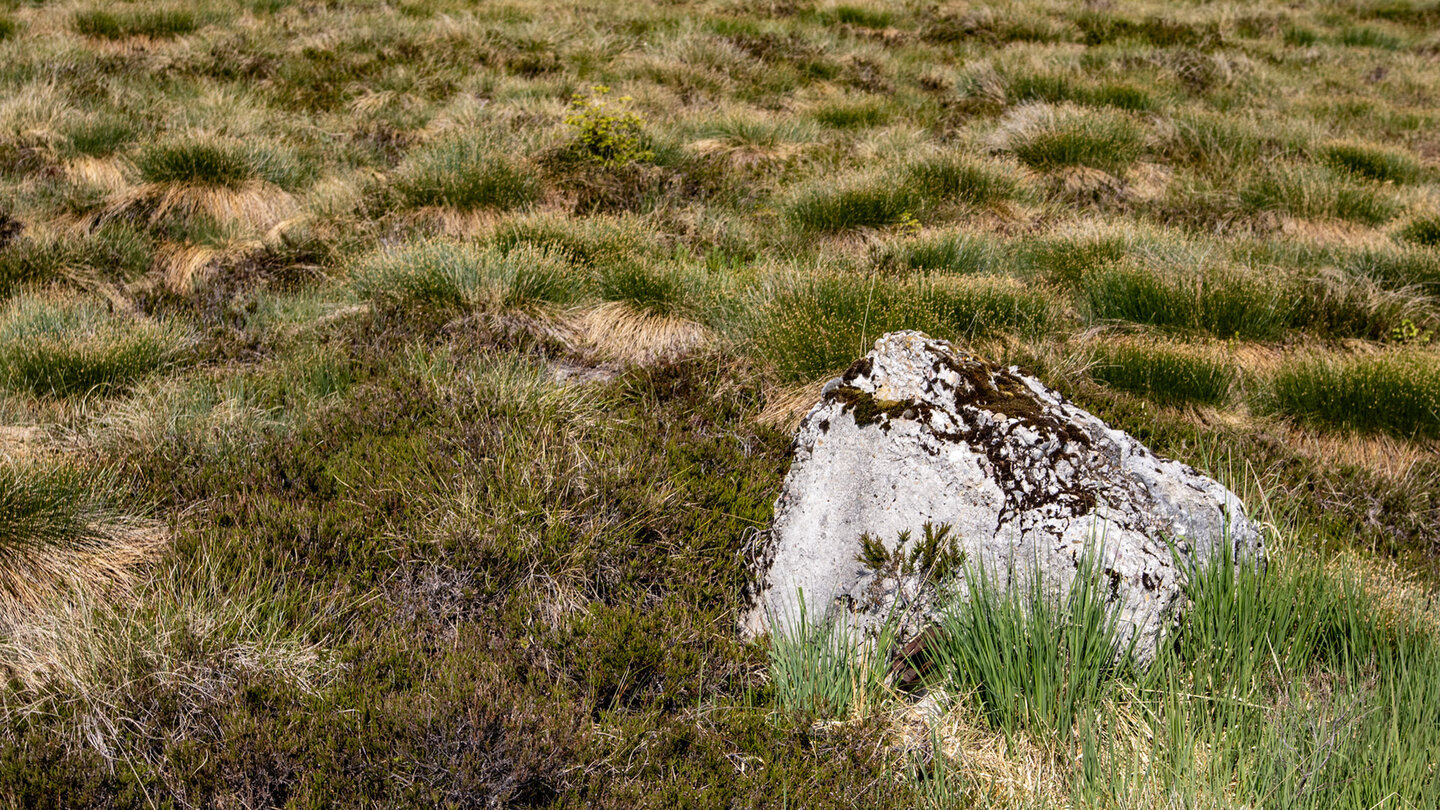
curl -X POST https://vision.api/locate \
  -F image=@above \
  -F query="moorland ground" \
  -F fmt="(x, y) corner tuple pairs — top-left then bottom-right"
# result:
(1, 0), (1439, 806)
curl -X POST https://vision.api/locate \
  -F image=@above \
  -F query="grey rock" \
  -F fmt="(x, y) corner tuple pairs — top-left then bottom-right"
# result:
(741, 331), (1263, 661)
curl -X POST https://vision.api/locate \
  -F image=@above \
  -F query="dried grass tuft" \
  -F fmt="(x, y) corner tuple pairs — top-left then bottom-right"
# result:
(567, 301), (711, 366)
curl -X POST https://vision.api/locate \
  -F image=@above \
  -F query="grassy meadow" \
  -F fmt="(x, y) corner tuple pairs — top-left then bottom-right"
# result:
(0, 0), (1439, 805)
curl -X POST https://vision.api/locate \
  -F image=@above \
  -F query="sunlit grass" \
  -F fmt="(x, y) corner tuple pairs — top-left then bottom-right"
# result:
(0, 294), (187, 398)
(1263, 351), (1440, 439)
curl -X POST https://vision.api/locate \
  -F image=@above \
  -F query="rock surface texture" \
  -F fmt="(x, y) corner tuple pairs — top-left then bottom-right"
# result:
(742, 331), (1263, 661)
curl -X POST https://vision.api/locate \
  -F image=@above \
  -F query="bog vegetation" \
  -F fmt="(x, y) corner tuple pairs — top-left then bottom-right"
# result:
(0, 0), (1437, 805)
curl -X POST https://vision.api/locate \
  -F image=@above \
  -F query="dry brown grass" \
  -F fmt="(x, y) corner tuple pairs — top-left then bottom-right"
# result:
(0, 559), (338, 765)
(0, 424), (50, 464)
(757, 377), (828, 431)
(566, 300), (711, 366)
(104, 181), (298, 232)
(0, 521), (166, 628)
(62, 156), (129, 195)
(1283, 425), (1435, 482)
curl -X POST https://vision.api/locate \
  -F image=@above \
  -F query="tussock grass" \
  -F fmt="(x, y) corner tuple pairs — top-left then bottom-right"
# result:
(1160, 110), (1299, 174)
(903, 154), (1021, 209)
(393, 137), (539, 212)
(1337, 24), (1404, 49)
(1016, 229), (1131, 285)
(570, 301), (711, 365)
(137, 139), (307, 190)
(689, 113), (815, 164)
(872, 231), (1000, 274)
(0, 223), (154, 298)
(828, 4), (894, 29)
(1397, 214), (1440, 248)
(1263, 351), (1440, 439)
(494, 213), (658, 270)
(0, 463), (162, 623)
(115, 137), (307, 229)
(1005, 71), (1157, 112)
(0, 552), (335, 767)
(1288, 267), (1433, 341)
(1321, 141), (1425, 184)
(1241, 164), (1400, 226)
(1089, 340), (1235, 406)
(353, 239), (579, 316)
(0, 294), (186, 398)
(1084, 262), (1290, 340)
(812, 98), (891, 129)
(64, 117), (136, 158)
(784, 174), (917, 233)
(994, 104), (1145, 175)
(753, 272), (1056, 381)
(72, 8), (200, 40)
(596, 261), (709, 319)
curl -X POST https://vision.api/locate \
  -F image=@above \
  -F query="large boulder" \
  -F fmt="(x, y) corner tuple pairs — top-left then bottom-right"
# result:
(741, 331), (1263, 661)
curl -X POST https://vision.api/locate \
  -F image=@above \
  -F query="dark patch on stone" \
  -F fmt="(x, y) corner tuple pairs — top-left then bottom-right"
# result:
(935, 354), (1092, 450)
(842, 356), (873, 384)
(818, 418), (830, 433)
(829, 385), (929, 431)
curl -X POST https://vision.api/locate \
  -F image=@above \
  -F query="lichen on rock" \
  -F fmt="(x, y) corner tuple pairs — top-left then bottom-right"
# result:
(741, 330), (1263, 662)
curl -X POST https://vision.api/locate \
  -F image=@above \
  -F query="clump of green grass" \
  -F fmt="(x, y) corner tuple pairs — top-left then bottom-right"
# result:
(767, 595), (893, 718)
(1241, 165), (1400, 226)
(903, 155), (1021, 209)
(997, 104), (1145, 175)
(64, 118), (137, 158)
(1282, 24), (1319, 45)
(138, 141), (256, 188)
(1005, 72), (1157, 112)
(1337, 25), (1403, 49)
(693, 114), (817, 155)
(1086, 83), (1156, 112)
(0, 15), (17, 41)
(1397, 214), (1440, 248)
(1160, 111), (1302, 174)
(922, 275), (1056, 340)
(494, 214), (656, 269)
(1085, 262), (1289, 340)
(1343, 245), (1440, 290)
(72, 8), (199, 40)
(393, 137), (539, 212)
(1320, 141), (1425, 184)
(812, 98), (891, 129)
(929, 548), (1132, 736)
(1288, 269), (1431, 341)
(1016, 231), (1130, 285)
(829, 4), (894, 28)
(753, 273), (1055, 381)
(596, 262), (710, 318)
(352, 239), (579, 316)
(783, 175), (917, 233)
(872, 231), (999, 274)
(1089, 341), (1235, 406)
(0, 223), (155, 299)
(0, 294), (186, 398)
(1262, 351), (1440, 439)
(136, 138), (309, 190)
